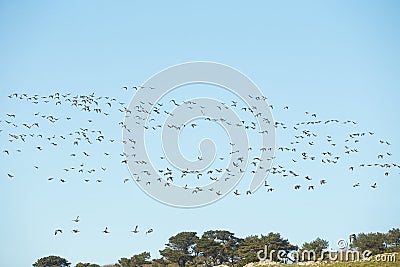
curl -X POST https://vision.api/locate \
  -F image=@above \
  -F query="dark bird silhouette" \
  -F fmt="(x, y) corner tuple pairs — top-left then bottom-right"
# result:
(170, 99), (180, 106)
(55, 229), (62, 235)
(131, 225), (139, 233)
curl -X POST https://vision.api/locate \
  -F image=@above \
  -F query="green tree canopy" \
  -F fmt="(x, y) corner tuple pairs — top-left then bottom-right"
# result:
(160, 231), (198, 267)
(33, 255), (71, 267)
(116, 252), (151, 267)
(386, 228), (400, 251)
(237, 235), (263, 266)
(300, 237), (329, 261)
(236, 233), (297, 265)
(196, 230), (241, 266)
(351, 232), (386, 255)
(151, 257), (169, 267)
(259, 232), (298, 262)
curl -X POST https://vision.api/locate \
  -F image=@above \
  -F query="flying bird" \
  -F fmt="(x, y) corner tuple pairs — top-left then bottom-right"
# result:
(54, 229), (62, 235)
(131, 225), (139, 233)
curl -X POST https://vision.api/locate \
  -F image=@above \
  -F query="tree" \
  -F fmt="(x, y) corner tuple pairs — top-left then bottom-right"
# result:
(385, 228), (400, 252)
(196, 230), (241, 266)
(118, 258), (131, 267)
(75, 263), (100, 267)
(196, 234), (220, 266)
(160, 231), (199, 267)
(131, 252), (151, 266)
(299, 237), (329, 261)
(151, 257), (169, 267)
(351, 232), (386, 255)
(237, 235), (264, 266)
(117, 252), (151, 267)
(236, 233), (297, 265)
(33, 255), (71, 267)
(259, 232), (298, 263)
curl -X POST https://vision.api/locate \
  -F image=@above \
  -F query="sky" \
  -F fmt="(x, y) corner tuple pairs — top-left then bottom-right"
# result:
(0, 1), (400, 266)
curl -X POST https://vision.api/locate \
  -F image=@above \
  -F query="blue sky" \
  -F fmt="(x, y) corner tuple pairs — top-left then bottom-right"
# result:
(1, 1), (400, 266)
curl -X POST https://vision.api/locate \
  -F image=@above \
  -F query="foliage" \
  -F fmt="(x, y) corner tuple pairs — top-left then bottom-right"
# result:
(151, 257), (169, 267)
(116, 252), (151, 267)
(351, 232), (387, 255)
(386, 228), (400, 252)
(196, 230), (241, 266)
(159, 232), (198, 267)
(237, 235), (264, 266)
(33, 255), (71, 267)
(300, 237), (329, 260)
(259, 232), (298, 263)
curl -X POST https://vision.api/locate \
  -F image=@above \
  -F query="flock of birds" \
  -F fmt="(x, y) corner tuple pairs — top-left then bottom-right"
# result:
(1, 85), (399, 235)
(54, 216), (153, 236)
(267, 118), (396, 191)
(2, 92), (129, 185)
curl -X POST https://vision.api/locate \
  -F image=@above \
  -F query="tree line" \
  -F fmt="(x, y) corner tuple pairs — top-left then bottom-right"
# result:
(33, 228), (400, 267)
